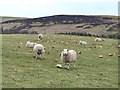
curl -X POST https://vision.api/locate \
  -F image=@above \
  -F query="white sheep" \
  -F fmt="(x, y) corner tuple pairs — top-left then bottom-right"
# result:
(33, 44), (45, 59)
(79, 41), (87, 46)
(38, 34), (43, 40)
(61, 49), (77, 69)
(118, 44), (120, 48)
(26, 41), (37, 48)
(95, 38), (102, 42)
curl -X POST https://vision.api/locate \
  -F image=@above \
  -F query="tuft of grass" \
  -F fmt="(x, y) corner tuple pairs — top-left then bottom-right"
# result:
(2, 34), (118, 88)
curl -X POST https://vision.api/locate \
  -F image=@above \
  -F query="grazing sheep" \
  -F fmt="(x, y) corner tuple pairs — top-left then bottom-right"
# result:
(61, 49), (77, 69)
(79, 41), (87, 46)
(99, 55), (103, 58)
(118, 44), (120, 48)
(99, 45), (103, 48)
(38, 34), (43, 40)
(33, 44), (45, 59)
(95, 38), (102, 42)
(61, 41), (64, 44)
(56, 49), (59, 52)
(109, 53), (113, 56)
(20, 43), (23, 45)
(26, 41), (37, 48)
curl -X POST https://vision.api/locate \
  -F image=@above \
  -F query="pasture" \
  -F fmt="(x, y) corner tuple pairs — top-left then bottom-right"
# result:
(2, 34), (118, 88)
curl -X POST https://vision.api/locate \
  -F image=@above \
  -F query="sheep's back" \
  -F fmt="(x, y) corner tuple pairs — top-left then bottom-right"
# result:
(26, 42), (36, 48)
(68, 50), (77, 62)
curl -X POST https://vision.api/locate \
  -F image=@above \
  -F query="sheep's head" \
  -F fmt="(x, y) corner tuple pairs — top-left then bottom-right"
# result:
(63, 49), (69, 56)
(79, 41), (82, 44)
(37, 49), (42, 55)
(39, 36), (41, 38)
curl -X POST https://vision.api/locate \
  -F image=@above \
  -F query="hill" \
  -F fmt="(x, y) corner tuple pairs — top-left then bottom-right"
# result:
(1, 15), (118, 37)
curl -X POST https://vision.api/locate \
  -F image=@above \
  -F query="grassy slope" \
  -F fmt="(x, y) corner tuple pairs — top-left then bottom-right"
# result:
(2, 34), (118, 88)
(1, 17), (27, 22)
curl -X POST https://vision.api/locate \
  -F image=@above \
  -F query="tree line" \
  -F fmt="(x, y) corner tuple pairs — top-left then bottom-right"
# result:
(57, 32), (120, 39)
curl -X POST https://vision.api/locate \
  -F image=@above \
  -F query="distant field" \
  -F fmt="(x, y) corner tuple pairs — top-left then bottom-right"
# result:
(1, 17), (27, 22)
(2, 34), (118, 88)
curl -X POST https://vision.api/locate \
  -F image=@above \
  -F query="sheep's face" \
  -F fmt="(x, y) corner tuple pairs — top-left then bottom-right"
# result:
(39, 36), (41, 39)
(63, 49), (69, 56)
(37, 49), (42, 55)
(79, 41), (82, 44)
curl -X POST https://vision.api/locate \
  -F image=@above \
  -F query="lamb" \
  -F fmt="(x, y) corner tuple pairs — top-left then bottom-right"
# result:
(26, 41), (37, 48)
(79, 41), (87, 46)
(33, 44), (45, 59)
(38, 34), (43, 40)
(95, 37), (102, 42)
(61, 49), (77, 69)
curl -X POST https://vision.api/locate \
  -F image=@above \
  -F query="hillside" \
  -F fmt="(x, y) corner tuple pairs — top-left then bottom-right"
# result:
(0, 15), (118, 37)
(0, 16), (28, 22)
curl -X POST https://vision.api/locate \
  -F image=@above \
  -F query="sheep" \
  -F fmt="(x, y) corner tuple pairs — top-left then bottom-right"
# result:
(56, 49), (59, 52)
(61, 49), (77, 69)
(95, 38), (102, 42)
(99, 55), (103, 58)
(38, 34), (43, 40)
(33, 44), (45, 59)
(118, 44), (120, 48)
(20, 43), (23, 45)
(26, 41), (37, 48)
(79, 41), (87, 46)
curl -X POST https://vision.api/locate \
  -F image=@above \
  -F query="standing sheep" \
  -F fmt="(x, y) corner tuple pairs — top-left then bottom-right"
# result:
(61, 49), (77, 69)
(79, 41), (87, 46)
(33, 44), (45, 59)
(38, 34), (43, 40)
(26, 41), (37, 48)
(95, 38), (102, 42)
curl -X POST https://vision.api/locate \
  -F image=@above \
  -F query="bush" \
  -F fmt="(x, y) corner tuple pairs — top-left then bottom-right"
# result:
(30, 31), (38, 34)
(57, 32), (119, 39)
(19, 30), (29, 34)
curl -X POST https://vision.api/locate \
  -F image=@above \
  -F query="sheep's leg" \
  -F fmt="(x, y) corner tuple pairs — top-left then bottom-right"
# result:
(67, 63), (70, 69)
(34, 52), (37, 59)
(36, 53), (38, 59)
(72, 61), (76, 68)
(71, 62), (74, 67)
(70, 62), (76, 68)
(38, 54), (43, 60)
(39, 54), (42, 60)
(65, 63), (67, 69)
(73, 64), (75, 68)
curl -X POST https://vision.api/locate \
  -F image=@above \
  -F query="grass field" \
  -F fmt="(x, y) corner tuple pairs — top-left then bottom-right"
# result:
(2, 34), (118, 88)
(1, 17), (27, 22)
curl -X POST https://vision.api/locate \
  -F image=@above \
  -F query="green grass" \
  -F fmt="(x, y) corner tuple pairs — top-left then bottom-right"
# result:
(2, 34), (118, 88)
(1, 17), (27, 22)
